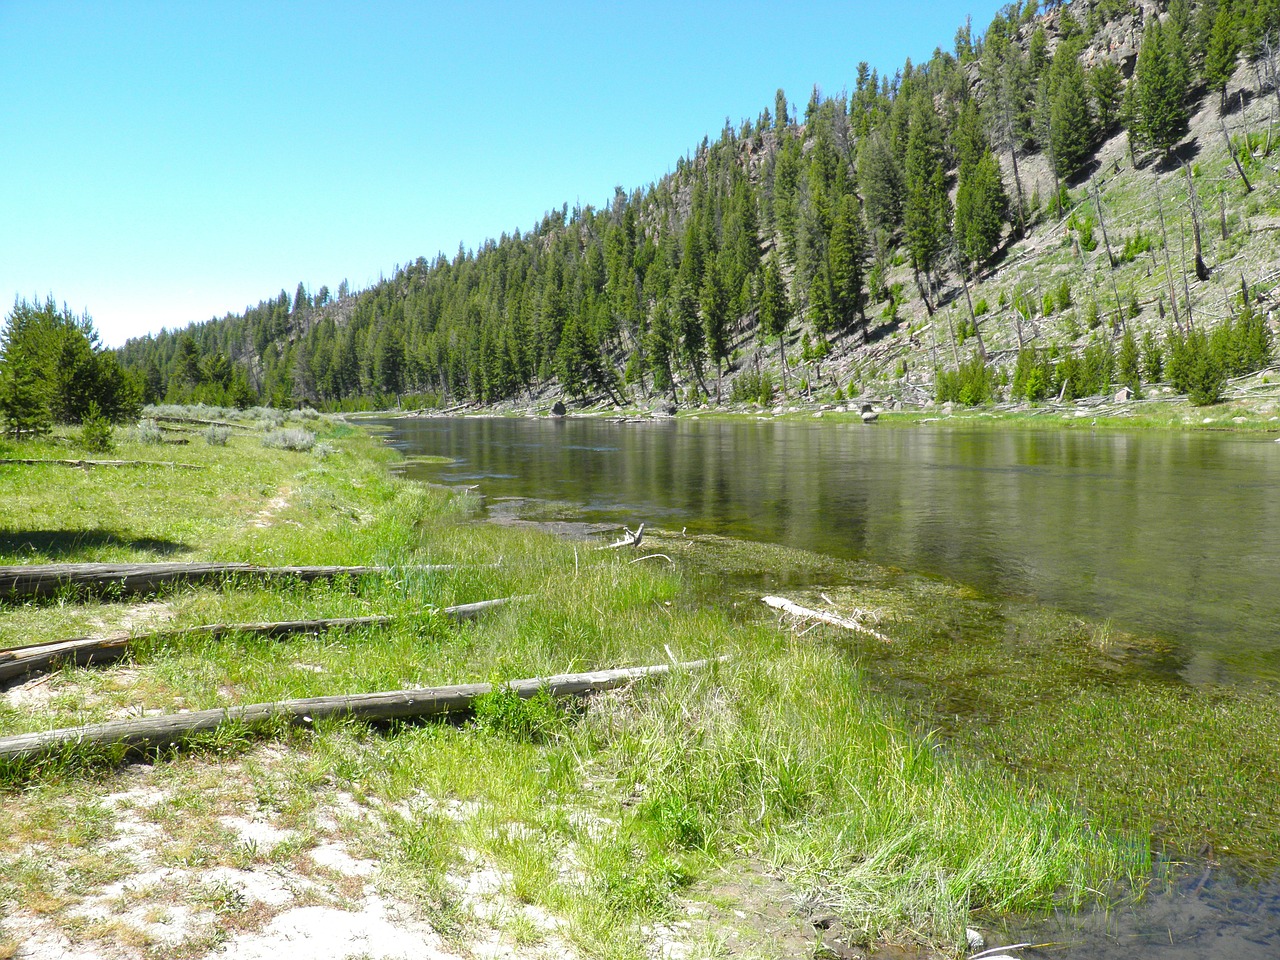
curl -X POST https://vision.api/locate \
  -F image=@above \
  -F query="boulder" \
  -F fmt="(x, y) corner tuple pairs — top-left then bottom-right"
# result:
(550, 400), (567, 417)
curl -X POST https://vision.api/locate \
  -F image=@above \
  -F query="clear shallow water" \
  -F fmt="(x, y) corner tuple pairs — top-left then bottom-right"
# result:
(383, 416), (1280, 685)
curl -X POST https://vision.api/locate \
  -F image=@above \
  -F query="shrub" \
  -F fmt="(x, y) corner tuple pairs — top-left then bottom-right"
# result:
(261, 428), (315, 452)
(1119, 230), (1153, 263)
(935, 354), (995, 405)
(472, 681), (563, 742)
(248, 406), (286, 428)
(133, 419), (165, 445)
(203, 425), (231, 446)
(78, 401), (113, 453)
(1055, 279), (1073, 312)
(729, 370), (776, 405)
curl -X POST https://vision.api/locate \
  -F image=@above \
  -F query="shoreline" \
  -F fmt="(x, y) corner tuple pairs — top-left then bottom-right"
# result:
(349, 373), (1280, 437)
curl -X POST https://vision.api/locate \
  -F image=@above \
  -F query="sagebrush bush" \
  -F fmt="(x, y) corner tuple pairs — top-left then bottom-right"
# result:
(203, 425), (231, 446)
(133, 419), (165, 445)
(261, 428), (315, 452)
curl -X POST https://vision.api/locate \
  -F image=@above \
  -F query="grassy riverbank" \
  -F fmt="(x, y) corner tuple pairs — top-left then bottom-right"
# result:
(0, 409), (1153, 958)
(437, 367), (1280, 437)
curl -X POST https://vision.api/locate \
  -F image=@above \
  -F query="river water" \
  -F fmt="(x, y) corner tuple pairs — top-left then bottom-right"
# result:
(385, 415), (1280, 685)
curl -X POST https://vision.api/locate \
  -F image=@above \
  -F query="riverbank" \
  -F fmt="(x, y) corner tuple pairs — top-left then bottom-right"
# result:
(375, 362), (1280, 438)
(0, 408), (1154, 959)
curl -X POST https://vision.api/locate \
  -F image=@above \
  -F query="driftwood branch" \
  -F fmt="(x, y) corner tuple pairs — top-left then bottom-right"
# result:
(0, 596), (527, 685)
(602, 523), (645, 550)
(762, 595), (892, 644)
(0, 562), (464, 602)
(0, 459), (203, 470)
(0, 657), (726, 763)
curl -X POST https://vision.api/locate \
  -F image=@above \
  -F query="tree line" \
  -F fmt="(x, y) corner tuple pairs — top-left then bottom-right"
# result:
(91, 0), (1280, 413)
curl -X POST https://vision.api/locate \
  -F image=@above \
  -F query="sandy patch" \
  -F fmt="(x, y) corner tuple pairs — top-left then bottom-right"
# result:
(217, 816), (298, 854)
(309, 841), (378, 877)
(208, 896), (461, 960)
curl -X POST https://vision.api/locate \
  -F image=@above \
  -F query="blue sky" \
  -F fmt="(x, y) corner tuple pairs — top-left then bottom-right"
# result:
(2, 1), (1001, 346)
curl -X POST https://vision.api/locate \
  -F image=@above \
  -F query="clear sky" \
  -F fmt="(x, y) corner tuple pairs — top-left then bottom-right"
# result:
(2, 1), (1002, 347)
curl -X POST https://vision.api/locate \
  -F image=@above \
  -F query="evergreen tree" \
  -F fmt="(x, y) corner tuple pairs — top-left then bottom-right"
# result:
(824, 195), (867, 331)
(1046, 39), (1094, 181)
(1135, 17), (1191, 154)
(1088, 61), (1124, 133)
(1205, 0), (1242, 109)
(954, 150), (1009, 270)
(856, 131), (905, 236)
(758, 255), (792, 394)
(903, 96), (952, 310)
(700, 259), (730, 399)
(0, 297), (139, 427)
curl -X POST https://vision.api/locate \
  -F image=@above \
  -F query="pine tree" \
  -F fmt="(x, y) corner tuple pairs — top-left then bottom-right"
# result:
(1047, 40), (1094, 181)
(954, 150), (1009, 270)
(1088, 61), (1124, 133)
(1205, 0), (1242, 110)
(824, 194), (867, 332)
(1135, 17), (1191, 154)
(856, 130), (905, 236)
(903, 96), (952, 311)
(758, 255), (792, 395)
(700, 259), (730, 399)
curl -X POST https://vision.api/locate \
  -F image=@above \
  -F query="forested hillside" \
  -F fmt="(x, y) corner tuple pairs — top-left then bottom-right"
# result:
(116, 0), (1280, 411)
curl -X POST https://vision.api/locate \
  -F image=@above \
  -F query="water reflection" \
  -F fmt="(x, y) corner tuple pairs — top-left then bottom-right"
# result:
(383, 417), (1280, 683)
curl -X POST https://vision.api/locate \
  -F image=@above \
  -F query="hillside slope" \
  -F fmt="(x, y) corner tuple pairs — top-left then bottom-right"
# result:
(117, 0), (1280, 413)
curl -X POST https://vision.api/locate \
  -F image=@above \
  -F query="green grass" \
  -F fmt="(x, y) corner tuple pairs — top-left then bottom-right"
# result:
(0, 407), (1162, 956)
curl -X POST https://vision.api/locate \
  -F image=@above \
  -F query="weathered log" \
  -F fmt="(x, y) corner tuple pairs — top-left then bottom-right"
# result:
(0, 562), (461, 602)
(0, 459), (203, 469)
(762, 595), (892, 644)
(0, 596), (527, 684)
(152, 415), (251, 430)
(0, 657), (725, 763)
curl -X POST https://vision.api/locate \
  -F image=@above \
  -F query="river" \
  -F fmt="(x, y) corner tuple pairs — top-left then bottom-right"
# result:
(384, 415), (1280, 686)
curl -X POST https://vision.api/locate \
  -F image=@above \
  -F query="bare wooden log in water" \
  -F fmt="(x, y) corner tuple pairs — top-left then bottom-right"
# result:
(762, 595), (892, 644)
(0, 657), (725, 763)
(0, 562), (463, 602)
(0, 459), (203, 469)
(0, 596), (527, 684)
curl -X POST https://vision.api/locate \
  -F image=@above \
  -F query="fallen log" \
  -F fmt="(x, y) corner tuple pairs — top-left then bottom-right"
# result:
(0, 596), (527, 684)
(762, 595), (892, 644)
(0, 562), (462, 602)
(0, 657), (725, 763)
(0, 459), (203, 469)
(152, 415), (251, 430)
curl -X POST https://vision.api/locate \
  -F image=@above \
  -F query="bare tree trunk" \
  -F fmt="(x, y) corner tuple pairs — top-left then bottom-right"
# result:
(912, 263), (935, 315)
(1182, 164), (1210, 282)
(1220, 118), (1253, 193)
(1156, 186), (1183, 332)
(1091, 180), (1117, 268)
